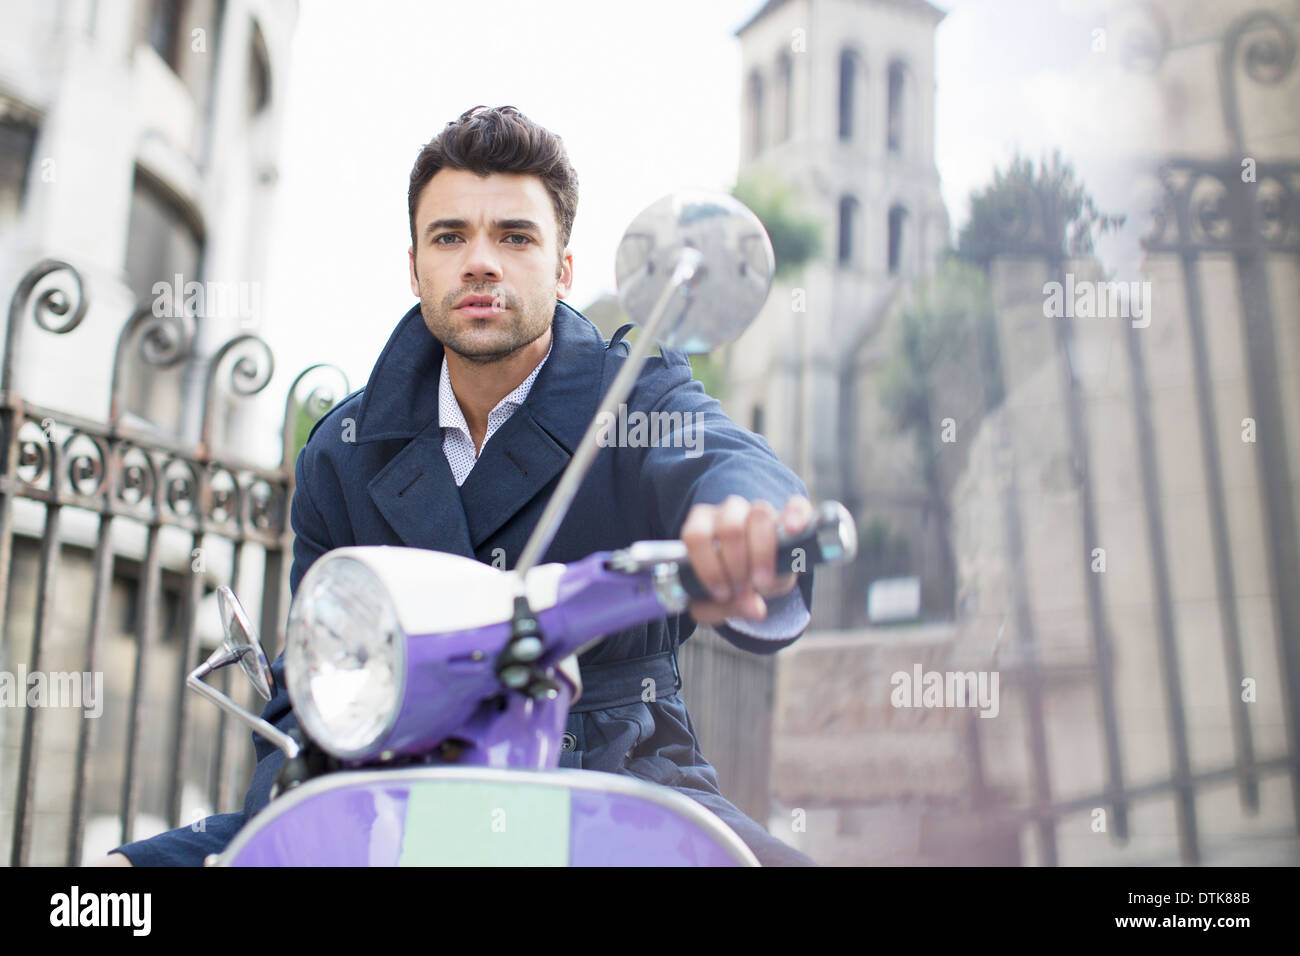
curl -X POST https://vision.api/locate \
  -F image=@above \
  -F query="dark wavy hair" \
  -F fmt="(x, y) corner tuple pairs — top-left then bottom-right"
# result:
(408, 105), (579, 266)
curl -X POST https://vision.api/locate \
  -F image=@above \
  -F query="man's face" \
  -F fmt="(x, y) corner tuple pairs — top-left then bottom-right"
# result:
(408, 169), (573, 364)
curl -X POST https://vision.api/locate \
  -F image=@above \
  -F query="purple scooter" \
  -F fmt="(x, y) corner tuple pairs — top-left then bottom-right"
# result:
(189, 192), (858, 866)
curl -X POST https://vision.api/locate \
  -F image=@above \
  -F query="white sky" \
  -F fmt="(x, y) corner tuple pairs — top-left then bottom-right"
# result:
(259, 0), (1131, 407)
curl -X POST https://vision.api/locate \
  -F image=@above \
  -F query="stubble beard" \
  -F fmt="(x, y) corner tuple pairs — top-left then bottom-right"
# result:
(419, 282), (553, 366)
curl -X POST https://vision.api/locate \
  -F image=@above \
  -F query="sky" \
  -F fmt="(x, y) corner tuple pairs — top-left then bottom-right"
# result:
(258, 0), (1135, 421)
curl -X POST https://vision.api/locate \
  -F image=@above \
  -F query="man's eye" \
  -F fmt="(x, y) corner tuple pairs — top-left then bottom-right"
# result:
(434, 234), (461, 245)
(505, 234), (532, 245)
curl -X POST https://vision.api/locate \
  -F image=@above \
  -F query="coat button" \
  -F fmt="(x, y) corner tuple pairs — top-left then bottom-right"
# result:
(560, 732), (577, 752)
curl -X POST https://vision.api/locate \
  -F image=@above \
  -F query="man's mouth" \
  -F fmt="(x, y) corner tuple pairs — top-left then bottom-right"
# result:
(454, 294), (506, 317)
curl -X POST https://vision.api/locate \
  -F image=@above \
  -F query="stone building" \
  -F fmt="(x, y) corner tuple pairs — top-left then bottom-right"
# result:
(729, 0), (951, 630)
(1, 0), (294, 440)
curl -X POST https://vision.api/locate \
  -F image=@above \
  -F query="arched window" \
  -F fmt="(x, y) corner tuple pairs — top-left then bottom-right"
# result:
(123, 166), (205, 431)
(838, 195), (859, 267)
(888, 204), (908, 275)
(747, 69), (765, 157)
(125, 166), (204, 307)
(887, 59), (907, 153)
(775, 52), (793, 143)
(838, 49), (859, 141)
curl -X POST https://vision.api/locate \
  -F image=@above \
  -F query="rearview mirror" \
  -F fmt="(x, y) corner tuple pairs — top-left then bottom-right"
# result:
(514, 190), (774, 578)
(185, 586), (298, 760)
(614, 190), (775, 353)
(216, 585), (275, 702)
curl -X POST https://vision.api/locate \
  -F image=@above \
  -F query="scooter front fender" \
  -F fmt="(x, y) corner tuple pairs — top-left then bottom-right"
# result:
(215, 766), (759, 867)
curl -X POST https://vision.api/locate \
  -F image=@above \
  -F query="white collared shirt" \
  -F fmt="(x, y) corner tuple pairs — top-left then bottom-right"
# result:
(438, 340), (552, 487)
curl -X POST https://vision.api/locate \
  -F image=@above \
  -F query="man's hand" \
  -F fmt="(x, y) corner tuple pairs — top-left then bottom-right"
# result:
(679, 494), (813, 625)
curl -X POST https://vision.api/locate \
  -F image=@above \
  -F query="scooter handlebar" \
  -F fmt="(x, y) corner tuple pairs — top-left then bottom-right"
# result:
(674, 500), (858, 602)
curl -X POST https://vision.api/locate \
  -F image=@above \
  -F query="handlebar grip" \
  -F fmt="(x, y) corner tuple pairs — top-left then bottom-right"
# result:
(676, 501), (858, 601)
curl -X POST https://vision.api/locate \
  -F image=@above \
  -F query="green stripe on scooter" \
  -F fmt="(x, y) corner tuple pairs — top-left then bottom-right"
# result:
(398, 780), (571, 866)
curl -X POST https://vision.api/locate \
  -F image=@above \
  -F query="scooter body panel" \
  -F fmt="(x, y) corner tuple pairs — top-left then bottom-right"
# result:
(219, 766), (759, 866)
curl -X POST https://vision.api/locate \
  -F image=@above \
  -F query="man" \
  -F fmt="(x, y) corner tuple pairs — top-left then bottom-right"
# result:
(100, 105), (817, 867)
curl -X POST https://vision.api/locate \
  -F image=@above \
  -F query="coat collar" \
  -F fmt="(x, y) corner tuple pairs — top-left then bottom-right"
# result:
(356, 299), (611, 554)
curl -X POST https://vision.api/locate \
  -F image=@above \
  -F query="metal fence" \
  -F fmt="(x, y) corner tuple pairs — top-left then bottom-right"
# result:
(965, 8), (1300, 865)
(0, 259), (347, 865)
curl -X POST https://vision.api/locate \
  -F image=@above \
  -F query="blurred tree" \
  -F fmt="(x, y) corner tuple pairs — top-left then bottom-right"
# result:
(688, 353), (725, 399)
(290, 398), (316, 463)
(956, 150), (1125, 269)
(584, 294), (727, 401)
(723, 173), (823, 433)
(731, 173), (823, 278)
(885, 150), (1120, 617)
(880, 257), (1001, 618)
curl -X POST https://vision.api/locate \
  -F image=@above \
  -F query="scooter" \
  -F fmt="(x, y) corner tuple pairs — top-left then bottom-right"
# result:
(190, 191), (858, 866)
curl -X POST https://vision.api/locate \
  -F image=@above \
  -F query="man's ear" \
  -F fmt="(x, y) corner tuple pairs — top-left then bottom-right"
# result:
(556, 250), (574, 300)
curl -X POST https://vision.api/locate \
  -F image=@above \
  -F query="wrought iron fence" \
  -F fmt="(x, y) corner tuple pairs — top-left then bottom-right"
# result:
(0, 259), (348, 865)
(965, 7), (1300, 864)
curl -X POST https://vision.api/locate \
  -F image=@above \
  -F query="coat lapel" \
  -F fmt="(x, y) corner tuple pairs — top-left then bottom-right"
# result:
(457, 300), (609, 549)
(456, 406), (570, 549)
(367, 421), (476, 557)
(360, 299), (610, 559)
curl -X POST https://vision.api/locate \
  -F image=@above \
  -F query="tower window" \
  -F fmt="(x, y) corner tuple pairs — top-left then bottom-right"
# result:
(838, 195), (859, 267)
(838, 49), (859, 141)
(747, 69), (765, 158)
(887, 60), (906, 153)
(776, 52), (793, 143)
(888, 204), (908, 275)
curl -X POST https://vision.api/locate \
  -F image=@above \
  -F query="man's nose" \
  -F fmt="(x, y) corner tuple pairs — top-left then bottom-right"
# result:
(461, 232), (503, 281)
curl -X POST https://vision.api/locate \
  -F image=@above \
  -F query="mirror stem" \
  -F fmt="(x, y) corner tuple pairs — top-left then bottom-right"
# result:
(186, 670), (301, 761)
(513, 248), (703, 581)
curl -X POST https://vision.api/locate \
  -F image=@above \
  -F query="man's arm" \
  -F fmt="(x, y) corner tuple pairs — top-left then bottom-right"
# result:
(287, 436), (338, 594)
(99, 813), (246, 867)
(630, 350), (816, 652)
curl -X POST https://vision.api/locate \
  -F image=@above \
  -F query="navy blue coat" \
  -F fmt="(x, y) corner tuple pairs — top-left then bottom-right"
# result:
(115, 299), (816, 866)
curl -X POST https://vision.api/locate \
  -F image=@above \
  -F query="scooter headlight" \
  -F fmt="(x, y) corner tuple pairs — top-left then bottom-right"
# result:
(285, 556), (406, 760)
